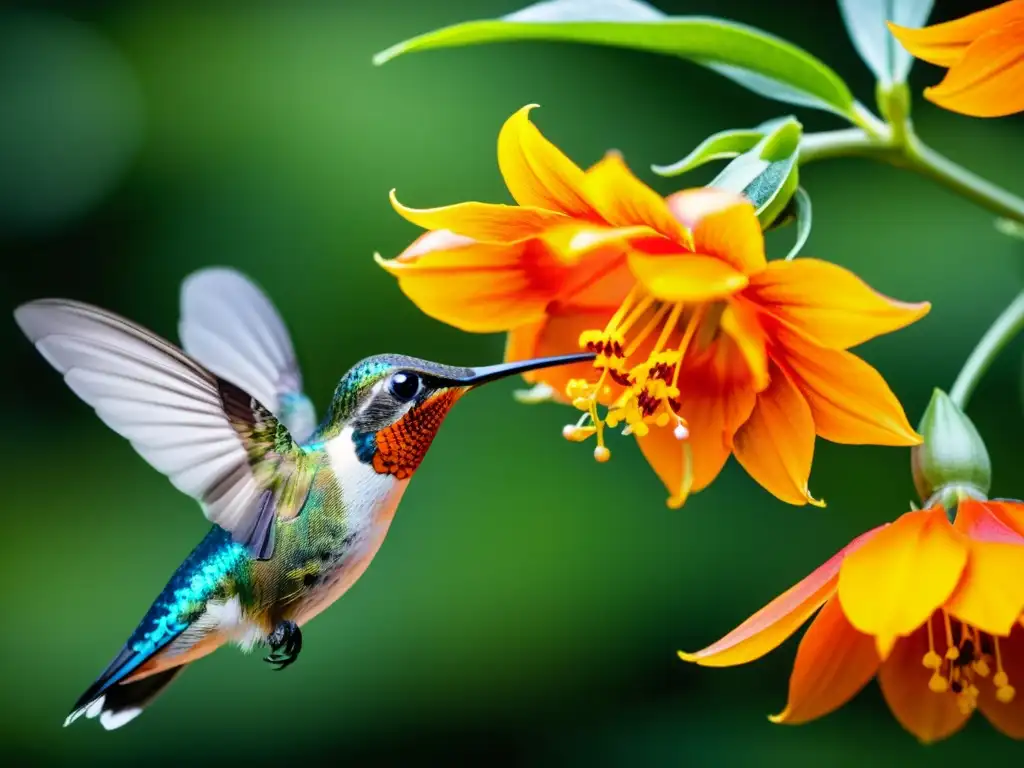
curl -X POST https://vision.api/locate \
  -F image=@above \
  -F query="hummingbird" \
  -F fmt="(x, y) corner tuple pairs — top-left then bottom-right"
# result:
(14, 267), (592, 731)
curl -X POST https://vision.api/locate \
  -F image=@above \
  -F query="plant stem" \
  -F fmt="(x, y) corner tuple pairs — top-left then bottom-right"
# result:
(903, 132), (1024, 225)
(798, 126), (1024, 224)
(949, 290), (1024, 410)
(798, 128), (892, 163)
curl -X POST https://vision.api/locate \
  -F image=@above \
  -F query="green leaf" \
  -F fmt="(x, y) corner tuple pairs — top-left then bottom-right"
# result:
(652, 128), (763, 177)
(784, 187), (813, 260)
(374, 0), (857, 120)
(709, 117), (802, 228)
(838, 0), (935, 86)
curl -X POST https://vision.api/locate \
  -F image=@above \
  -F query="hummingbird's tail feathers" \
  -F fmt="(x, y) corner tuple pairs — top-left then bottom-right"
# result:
(64, 665), (187, 731)
(179, 267), (318, 443)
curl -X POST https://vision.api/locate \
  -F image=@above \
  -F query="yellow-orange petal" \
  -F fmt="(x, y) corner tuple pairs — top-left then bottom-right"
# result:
(665, 188), (767, 275)
(924, 20), (1024, 118)
(888, 0), (1024, 68)
(510, 307), (618, 401)
(664, 337), (757, 492)
(981, 499), (1024, 537)
(774, 324), (921, 446)
(769, 596), (879, 725)
(745, 258), (931, 350)
(733, 364), (822, 507)
(720, 298), (769, 392)
(679, 527), (883, 667)
(504, 318), (547, 386)
(878, 622), (971, 744)
(626, 251), (748, 302)
(838, 507), (969, 659)
(977, 623), (1024, 739)
(945, 499), (1024, 637)
(637, 383), (751, 499)
(540, 222), (656, 265)
(375, 231), (567, 332)
(389, 189), (570, 243)
(554, 251), (634, 312)
(583, 152), (694, 248)
(497, 105), (597, 218)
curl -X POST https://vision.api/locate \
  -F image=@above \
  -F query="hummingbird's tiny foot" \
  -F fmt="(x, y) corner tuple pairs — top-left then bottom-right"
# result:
(264, 620), (302, 671)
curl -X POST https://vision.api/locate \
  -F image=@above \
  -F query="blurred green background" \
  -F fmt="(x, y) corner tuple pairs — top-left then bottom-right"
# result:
(1, 0), (1022, 765)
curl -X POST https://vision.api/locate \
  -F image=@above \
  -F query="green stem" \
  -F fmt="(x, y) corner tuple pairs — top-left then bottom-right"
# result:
(949, 290), (1024, 410)
(798, 126), (1024, 224)
(903, 131), (1024, 225)
(798, 128), (892, 163)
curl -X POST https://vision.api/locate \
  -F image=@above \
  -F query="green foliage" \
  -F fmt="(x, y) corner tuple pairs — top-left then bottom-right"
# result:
(651, 127), (763, 177)
(837, 0), (934, 87)
(783, 187), (813, 260)
(374, 0), (858, 120)
(653, 116), (802, 231)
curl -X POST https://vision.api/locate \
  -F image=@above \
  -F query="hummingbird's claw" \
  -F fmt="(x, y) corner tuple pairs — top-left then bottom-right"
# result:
(264, 620), (302, 671)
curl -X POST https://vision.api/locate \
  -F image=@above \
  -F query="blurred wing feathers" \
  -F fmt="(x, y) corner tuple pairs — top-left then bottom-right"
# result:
(179, 268), (317, 442)
(14, 299), (312, 558)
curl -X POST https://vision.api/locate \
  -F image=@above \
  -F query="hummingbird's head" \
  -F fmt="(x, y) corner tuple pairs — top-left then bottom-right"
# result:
(326, 352), (594, 479)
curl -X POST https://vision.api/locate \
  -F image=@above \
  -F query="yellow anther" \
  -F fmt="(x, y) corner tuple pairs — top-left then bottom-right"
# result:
(997, 685), (1016, 704)
(631, 422), (650, 437)
(972, 659), (991, 677)
(945, 646), (960, 662)
(922, 651), (942, 670)
(561, 425), (596, 442)
(994, 671), (1009, 688)
(593, 445), (611, 463)
(928, 673), (949, 693)
(654, 412), (670, 428)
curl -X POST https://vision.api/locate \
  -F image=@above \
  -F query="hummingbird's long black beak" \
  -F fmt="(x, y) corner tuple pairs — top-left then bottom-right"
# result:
(457, 352), (596, 387)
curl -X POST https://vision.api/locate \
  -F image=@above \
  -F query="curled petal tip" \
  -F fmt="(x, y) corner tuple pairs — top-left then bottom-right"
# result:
(677, 649), (702, 664)
(767, 709), (791, 725)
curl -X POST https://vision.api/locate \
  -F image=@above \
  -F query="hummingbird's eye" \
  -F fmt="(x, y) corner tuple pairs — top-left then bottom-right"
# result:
(388, 371), (421, 402)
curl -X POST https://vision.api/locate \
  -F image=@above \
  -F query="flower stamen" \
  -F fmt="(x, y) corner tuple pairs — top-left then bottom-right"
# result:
(994, 636), (1016, 704)
(566, 285), (706, 493)
(921, 613), (1015, 709)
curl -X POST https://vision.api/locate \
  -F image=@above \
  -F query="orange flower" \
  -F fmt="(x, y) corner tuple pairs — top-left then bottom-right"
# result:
(889, 0), (1024, 117)
(680, 501), (1024, 743)
(377, 105), (929, 508)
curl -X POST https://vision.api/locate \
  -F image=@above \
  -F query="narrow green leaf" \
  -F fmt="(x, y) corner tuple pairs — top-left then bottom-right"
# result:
(838, 0), (935, 86)
(374, 0), (857, 119)
(702, 63), (850, 117)
(652, 128), (763, 177)
(709, 118), (802, 228)
(784, 187), (813, 260)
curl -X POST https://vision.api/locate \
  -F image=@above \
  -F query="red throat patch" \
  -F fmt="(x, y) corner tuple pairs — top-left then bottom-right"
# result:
(372, 389), (464, 479)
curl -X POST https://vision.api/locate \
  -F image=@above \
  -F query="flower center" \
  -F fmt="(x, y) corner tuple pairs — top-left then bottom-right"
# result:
(561, 285), (717, 509)
(922, 610), (1016, 714)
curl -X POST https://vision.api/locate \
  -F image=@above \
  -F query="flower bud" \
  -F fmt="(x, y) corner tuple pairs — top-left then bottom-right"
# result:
(911, 389), (991, 507)
(876, 82), (911, 127)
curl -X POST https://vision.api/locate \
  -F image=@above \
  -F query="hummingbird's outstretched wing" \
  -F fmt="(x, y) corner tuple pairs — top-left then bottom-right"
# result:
(178, 268), (318, 443)
(15, 299), (315, 559)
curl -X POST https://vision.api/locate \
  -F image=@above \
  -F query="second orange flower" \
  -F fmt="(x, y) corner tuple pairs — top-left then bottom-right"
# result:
(376, 105), (930, 508)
